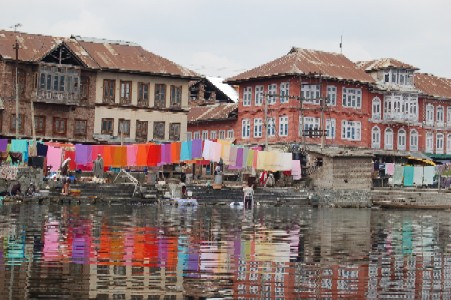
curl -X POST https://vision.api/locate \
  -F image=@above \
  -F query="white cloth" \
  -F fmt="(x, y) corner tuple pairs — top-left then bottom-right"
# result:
(413, 166), (424, 186)
(423, 166), (435, 185)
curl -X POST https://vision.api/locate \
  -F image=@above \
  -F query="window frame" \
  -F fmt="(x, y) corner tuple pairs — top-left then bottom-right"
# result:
(280, 82), (290, 104)
(279, 116), (288, 137)
(342, 88), (362, 109)
(170, 85), (182, 108)
(253, 118), (263, 138)
(169, 122), (181, 141)
(10, 114), (25, 134)
(74, 119), (87, 137)
(254, 85), (263, 106)
(101, 118), (114, 135)
(119, 81), (132, 104)
(371, 126), (381, 149)
(153, 121), (166, 140)
(301, 84), (321, 105)
(103, 79), (116, 103)
(154, 84), (167, 108)
(34, 115), (46, 135)
(242, 119), (250, 139)
(137, 82), (150, 106)
(135, 120), (148, 142)
(53, 117), (67, 135)
(397, 128), (406, 151)
(268, 84), (277, 104)
(118, 118), (131, 137)
(243, 87), (252, 106)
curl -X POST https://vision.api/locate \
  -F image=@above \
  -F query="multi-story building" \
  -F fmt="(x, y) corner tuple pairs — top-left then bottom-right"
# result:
(225, 47), (375, 150)
(0, 30), (198, 143)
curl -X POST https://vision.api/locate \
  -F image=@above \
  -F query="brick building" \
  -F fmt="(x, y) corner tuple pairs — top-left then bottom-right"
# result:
(0, 30), (199, 143)
(224, 47), (375, 150)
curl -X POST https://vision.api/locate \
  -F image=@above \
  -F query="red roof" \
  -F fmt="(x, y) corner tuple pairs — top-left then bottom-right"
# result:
(188, 103), (238, 123)
(357, 58), (418, 71)
(414, 73), (451, 99)
(226, 47), (374, 84)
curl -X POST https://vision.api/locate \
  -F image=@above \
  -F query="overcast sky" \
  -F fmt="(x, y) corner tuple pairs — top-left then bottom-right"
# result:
(2, 0), (451, 79)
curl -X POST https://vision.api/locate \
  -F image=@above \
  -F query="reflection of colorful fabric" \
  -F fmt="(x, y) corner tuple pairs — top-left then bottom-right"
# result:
(43, 221), (60, 261)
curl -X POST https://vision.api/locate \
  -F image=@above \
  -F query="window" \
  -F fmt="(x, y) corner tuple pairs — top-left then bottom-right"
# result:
(53, 117), (67, 135)
(267, 117), (276, 137)
(384, 128), (393, 150)
(101, 118), (114, 135)
(426, 132), (433, 152)
(119, 81), (132, 104)
(436, 133), (444, 154)
(202, 130), (208, 140)
(342, 88), (362, 108)
(303, 116), (320, 138)
(255, 85), (263, 106)
(447, 107), (451, 126)
(153, 122), (165, 140)
(341, 120), (361, 141)
(426, 104), (434, 126)
(372, 97), (381, 120)
(372, 126), (381, 149)
(301, 84), (320, 104)
(103, 79), (115, 103)
(410, 129), (418, 151)
(118, 119), (130, 137)
(170, 85), (182, 108)
(219, 130), (226, 140)
(268, 84), (277, 104)
(80, 76), (89, 101)
(169, 123), (181, 141)
(136, 120), (148, 142)
(186, 132), (192, 141)
(74, 119), (87, 137)
(154, 84), (166, 108)
(35, 115), (46, 135)
(279, 116), (288, 136)
(210, 130), (217, 140)
(447, 134), (451, 154)
(10, 114), (24, 134)
(280, 82), (289, 103)
(326, 118), (336, 139)
(227, 129), (234, 140)
(137, 82), (149, 106)
(323, 86), (336, 106)
(398, 128), (406, 151)
(254, 118), (263, 138)
(243, 87), (252, 106)
(193, 131), (200, 140)
(436, 106), (444, 127)
(242, 119), (250, 138)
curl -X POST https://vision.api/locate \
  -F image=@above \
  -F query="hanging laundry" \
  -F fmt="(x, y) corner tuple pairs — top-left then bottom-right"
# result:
(423, 166), (435, 185)
(47, 146), (63, 172)
(393, 165), (404, 185)
(111, 146), (127, 168)
(136, 144), (149, 166)
(210, 142), (222, 163)
(171, 142), (181, 164)
(102, 146), (113, 167)
(253, 150), (259, 169)
(202, 140), (212, 161)
(413, 166), (424, 186)
(229, 145), (238, 166)
(37, 142), (48, 157)
(75, 144), (92, 166)
(281, 153), (293, 171)
(63, 150), (76, 170)
(11, 139), (29, 163)
(247, 150), (254, 167)
(192, 139), (202, 159)
(0, 139), (7, 152)
(180, 141), (191, 161)
(292, 160), (302, 180)
(385, 163), (395, 176)
(222, 143), (231, 165)
(127, 145), (138, 166)
(147, 144), (161, 166)
(403, 166), (414, 187)
(242, 148), (249, 168)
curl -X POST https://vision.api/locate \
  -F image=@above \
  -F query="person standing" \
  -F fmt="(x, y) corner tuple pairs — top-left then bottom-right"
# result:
(61, 158), (71, 195)
(93, 154), (104, 179)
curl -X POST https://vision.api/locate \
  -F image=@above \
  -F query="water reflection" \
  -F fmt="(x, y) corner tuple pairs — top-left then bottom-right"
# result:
(1, 203), (451, 299)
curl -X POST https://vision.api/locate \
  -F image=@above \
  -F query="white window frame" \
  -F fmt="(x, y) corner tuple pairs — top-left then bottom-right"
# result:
(371, 126), (381, 149)
(242, 119), (250, 139)
(243, 87), (252, 106)
(397, 128), (406, 151)
(193, 131), (200, 140)
(447, 133), (451, 154)
(253, 118), (263, 138)
(447, 107), (451, 127)
(186, 131), (192, 141)
(279, 116), (288, 136)
(326, 85), (337, 106)
(255, 85), (263, 106)
(372, 97), (381, 120)
(227, 129), (234, 140)
(426, 104), (434, 126)
(267, 117), (276, 137)
(436, 106), (444, 127)
(301, 84), (320, 104)
(342, 88), (362, 108)
(426, 131), (434, 153)
(326, 118), (336, 139)
(202, 130), (209, 140)
(436, 133), (444, 154)
(219, 130), (225, 140)
(384, 128), (394, 150)
(341, 120), (361, 141)
(303, 116), (320, 138)
(210, 130), (217, 140)
(268, 84), (277, 104)
(410, 129), (418, 151)
(280, 82), (289, 103)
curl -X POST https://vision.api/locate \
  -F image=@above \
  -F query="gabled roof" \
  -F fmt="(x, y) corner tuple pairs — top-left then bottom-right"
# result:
(188, 103), (238, 123)
(357, 58), (418, 72)
(414, 73), (451, 99)
(0, 30), (61, 62)
(225, 47), (374, 84)
(206, 76), (238, 102)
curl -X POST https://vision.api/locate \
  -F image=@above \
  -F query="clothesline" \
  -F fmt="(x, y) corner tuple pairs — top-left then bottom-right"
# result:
(0, 138), (302, 176)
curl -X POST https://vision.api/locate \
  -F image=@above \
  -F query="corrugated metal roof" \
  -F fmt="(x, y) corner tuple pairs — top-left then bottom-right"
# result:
(188, 103), (238, 123)
(414, 73), (451, 99)
(357, 58), (418, 71)
(0, 30), (61, 61)
(206, 76), (238, 102)
(225, 47), (374, 84)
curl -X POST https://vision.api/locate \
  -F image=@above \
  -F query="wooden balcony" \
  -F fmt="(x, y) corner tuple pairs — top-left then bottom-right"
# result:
(35, 89), (80, 105)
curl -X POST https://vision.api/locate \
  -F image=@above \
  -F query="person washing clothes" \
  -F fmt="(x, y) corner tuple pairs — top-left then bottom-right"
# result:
(61, 157), (71, 195)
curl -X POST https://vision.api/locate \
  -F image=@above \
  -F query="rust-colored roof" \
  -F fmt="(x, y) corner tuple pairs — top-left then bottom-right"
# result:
(0, 30), (61, 62)
(357, 58), (418, 72)
(188, 103), (238, 123)
(226, 47), (374, 84)
(67, 37), (198, 78)
(414, 73), (451, 99)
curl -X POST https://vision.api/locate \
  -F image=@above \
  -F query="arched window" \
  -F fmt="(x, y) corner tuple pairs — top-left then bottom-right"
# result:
(436, 133), (444, 154)
(372, 97), (381, 120)
(426, 132), (434, 153)
(384, 128), (393, 150)
(426, 104), (434, 126)
(410, 129), (418, 151)
(371, 126), (381, 149)
(397, 128), (406, 151)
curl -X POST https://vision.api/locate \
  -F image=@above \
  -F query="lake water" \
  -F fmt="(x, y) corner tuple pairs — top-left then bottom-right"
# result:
(1, 202), (451, 299)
